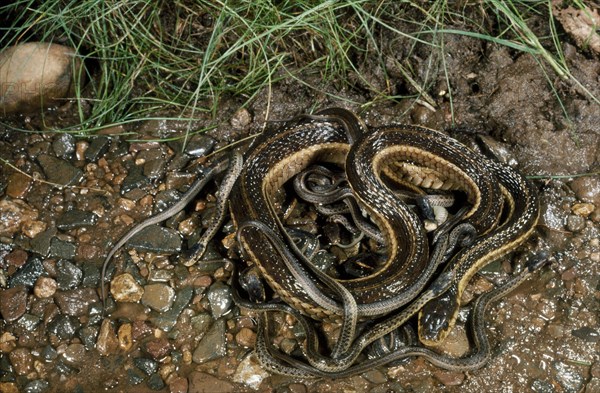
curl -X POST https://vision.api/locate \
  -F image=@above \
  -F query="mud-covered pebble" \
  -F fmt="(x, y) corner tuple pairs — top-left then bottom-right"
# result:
(127, 368), (145, 385)
(362, 369), (387, 384)
(133, 357), (158, 376)
(0, 286), (28, 322)
(433, 370), (465, 386)
(33, 277), (57, 298)
(143, 337), (172, 360)
(62, 343), (86, 366)
(168, 376), (188, 393)
(235, 327), (256, 348)
(188, 371), (233, 393)
(117, 323), (133, 351)
(47, 314), (80, 340)
(84, 137), (111, 162)
(192, 318), (226, 363)
(146, 373), (165, 390)
(127, 225), (182, 253)
(120, 166), (149, 195)
(23, 379), (49, 393)
(191, 313), (213, 336)
(110, 273), (144, 302)
(8, 347), (33, 375)
(96, 319), (119, 356)
(56, 209), (98, 230)
(37, 154), (83, 186)
(230, 108), (252, 129)
(571, 326), (600, 342)
(22, 220), (47, 238)
(55, 259), (82, 290)
(0, 199), (38, 237)
(206, 281), (232, 319)
(6, 172), (32, 199)
(233, 353), (268, 390)
(570, 177), (600, 205)
(552, 361), (585, 392)
(142, 283), (175, 312)
(566, 215), (586, 232)
(571, 202), (595, 217)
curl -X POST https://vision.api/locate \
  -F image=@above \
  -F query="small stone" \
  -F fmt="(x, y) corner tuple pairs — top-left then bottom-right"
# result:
(127, 368), (146, 385)
(0, 286), (28, 322)
(7, 255), (44, 288)
(56, 209), (98, 230)
(52, 133), (76, 158)
(96, 319), (119, 356)
(147, 373), (165, 390)
(150, 287), (194, 332)
(110, 273), (144, 302)
(192, 318), (226, 363)
(127, 225), (182, 254)
(182, 135), (215, 158)
(62, 343), (86, 366)
(47, 314), (80, 339)
(0, 383), (19, 393)
(143, 337), (172, 360)
(79, 326), (99, 350)
(23, 380), (50, 393)
(433, 370), (465, 386)
(143, 158), (166, 179)
(8, 347), (33, 375)
(362, 369), (387, 384)
(84, 137), (110, 162)
(37, 154), (83, 186)
(120, 166), (149, 195)
(571, 202), (595, 217)
(4, 249), (28, 268)
(6, 172), (32, 199)
(34, 277), (57, 298)
(48, 237), (76, 259)
(21, 220), (47, 238)
(570, 177), (600, 205)
(233, 353), (268, 390)
(438, 324), (469, 358)
(287, 383), (308, 393)
(235, 327), (256, 348)
(141, 283), (176, 312)
(188, 372), (233, 393)
(29, 228), (56, 256)
(552, 361), (585, 392)
(191, 313), (213, 335)
(55, 259), (83, 290)
(0, 199), (38, 237)
(0, 332), (16, 352)
(206, 281), (233, 319)
(230, 108), (252, 129)
(133, 357), (159, 376)
(118, 323), (133, 351)
(168, 376), (188, 393)
(17, 313), (40, 331)
(571, 326), (600, 342)
(566, 215), (586, 232)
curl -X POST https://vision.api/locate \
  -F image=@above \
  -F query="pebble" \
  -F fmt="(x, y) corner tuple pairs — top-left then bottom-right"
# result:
(47, 314), (80, 340)
(566, 215), (585, 232)
(0, 198), (38, 237)
(230, 108), (252, 129)
(235, 327), (256, 348)
(55, 259), (83, 290)
(84, 137), (110, 162)
(118, 323), (133, 351)
(0, 383), (18, 393)
(17, 313), (40, 331)
(6, 172), (32, 199)
(233, 353), (268, 390)
(134, 357), (159, 375)
(5, 249), (28, 268)
(120, 166), (150, 195)
(142, 283), (176, 312)
(192, 318), (226, 363)
(29, 228), (56, 257)
(150, 287), (193, 332)
(0, 332), (16, 352)
(571, 326), (600, 342)
(62, 343), (86, 366)
(127, 368), (146, 385)
(37, 154), (83, 186)
(206, 281), (233, 319)
(0, 42), (81, 113)
(552, 361), (585, 392)
(0, 286), (28, 322)
(438, 324), (469, 358)
(362, 369), (387, 384)
(571, 202), (595, 217)
(168, 376), (188, 393)
(570, 177), (600, 205)
(143, 337), (172, 360)
(188, 371), (233, 393)
(143, 158), (166, 179)
(8, 347), (33, 375)
(48, 237), (76, 260)
(181, 135), (215, 158)
(191, 313), (213, 335)
(96, 319), (119, 356)
(126, 225), (182, 253)
(56, 209), (98, 230)
(21, 220), (47, 238)
(146, 373), (165, 390)
(79, 326), (99, 350)
(433, 370), (465, 386)
(52, 133), (76, 158)
(23, 379), (49, 393)
(110, 273), (144, 302)
(8, 255), (45, 288)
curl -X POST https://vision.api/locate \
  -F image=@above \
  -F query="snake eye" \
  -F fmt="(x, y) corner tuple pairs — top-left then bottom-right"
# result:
(419, 294), (457, 344)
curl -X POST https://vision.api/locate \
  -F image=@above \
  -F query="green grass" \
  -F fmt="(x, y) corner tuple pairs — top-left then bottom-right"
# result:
(0, 0), (597, 134)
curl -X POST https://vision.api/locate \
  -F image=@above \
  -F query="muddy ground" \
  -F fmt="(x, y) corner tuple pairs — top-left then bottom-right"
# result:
(1, 7), (600, 393)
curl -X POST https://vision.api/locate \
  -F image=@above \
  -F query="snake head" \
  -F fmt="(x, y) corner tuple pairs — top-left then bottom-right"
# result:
(418, 291), (459, 346)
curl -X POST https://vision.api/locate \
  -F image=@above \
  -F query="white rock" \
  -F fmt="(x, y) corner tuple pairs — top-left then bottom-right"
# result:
(0, 42), (82, 113)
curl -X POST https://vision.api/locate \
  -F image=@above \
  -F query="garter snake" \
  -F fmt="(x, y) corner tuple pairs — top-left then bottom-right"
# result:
(418, 157), (539, 346)
(246, 253), (548, 378)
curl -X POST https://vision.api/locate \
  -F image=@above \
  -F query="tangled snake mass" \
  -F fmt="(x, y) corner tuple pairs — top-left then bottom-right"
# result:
(102, 108), (544, 378)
